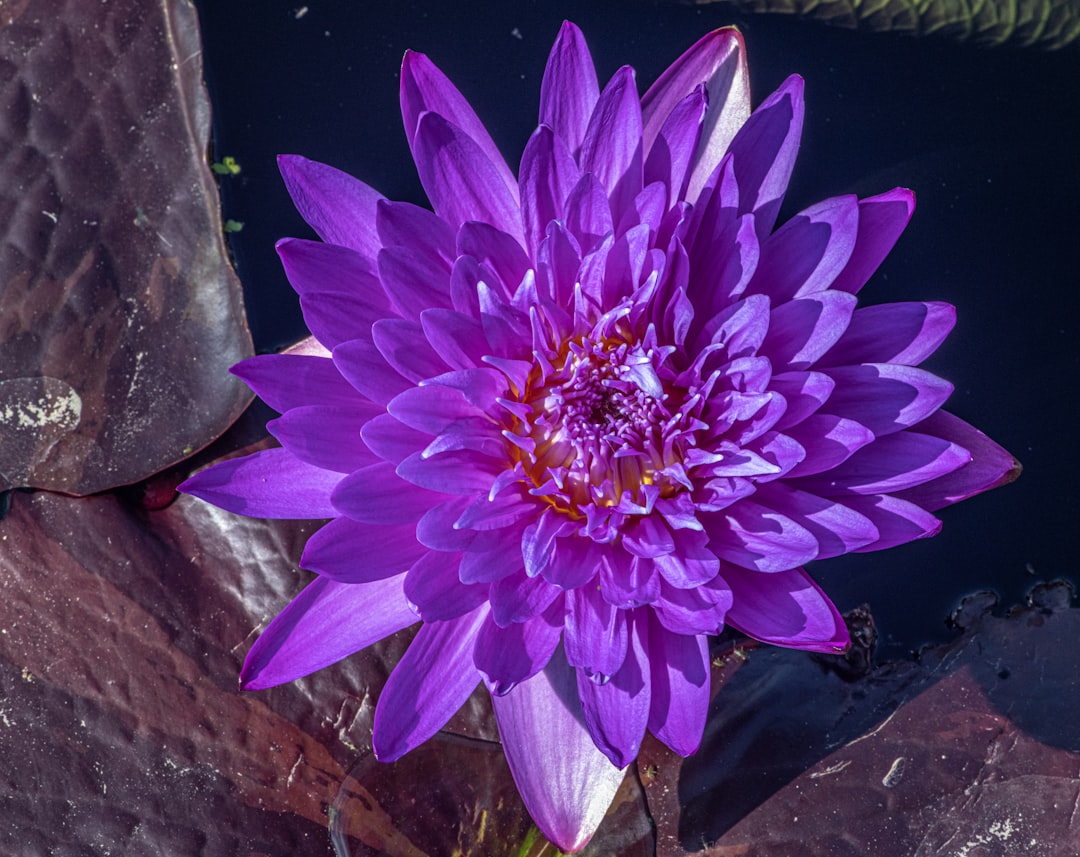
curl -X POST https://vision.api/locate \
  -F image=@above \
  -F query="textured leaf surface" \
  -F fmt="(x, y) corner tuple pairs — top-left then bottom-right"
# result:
(0, 0), (252, 494)
(688, 0), (1080, 48)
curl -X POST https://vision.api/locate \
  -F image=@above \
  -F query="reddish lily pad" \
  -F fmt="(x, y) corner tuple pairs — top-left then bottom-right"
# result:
(0, 0), (252, 495)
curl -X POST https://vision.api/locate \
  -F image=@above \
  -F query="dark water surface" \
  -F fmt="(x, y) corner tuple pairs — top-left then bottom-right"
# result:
(193, 0), (1080, 659)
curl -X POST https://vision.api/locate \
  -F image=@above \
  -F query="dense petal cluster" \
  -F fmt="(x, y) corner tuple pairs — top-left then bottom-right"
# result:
(181, 22), (1018, 851)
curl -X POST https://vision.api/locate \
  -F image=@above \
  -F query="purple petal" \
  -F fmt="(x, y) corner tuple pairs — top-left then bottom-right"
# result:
(387, 383), (488, 435)
(375, 199), (456, 260)
(373, 605), (487, 760)
(241, 574), (416, 690)
(843, 493), (942, 552)
(403, 550), (488, 621)
(377, 245), (452, 321)
(641, 27), (749, 202)
(180, 447), (341, 519)
(490, 569), (563, 627)
(520, 125), (582, 257)
(276, 238), (388, 348)
(332, 461), (444, 524)
(359, 413), (429, 465)
(230, 353), (360, 413)
(420, 308), (490, 370)
(396, 449), (502, 495)
(727, 75), (804, 241)
(795, 429), (971, 496)
(646, 618), (710, 756)
(753, 482), (879, 559)
(578, 65), (643, 216)
(277, 154), (383, 259)
(412, 110), (523, 238)
(769, 370), (835, 431)
(818, 301), (956, 367)
(651, 528), (722, 588)
(820, 364), (954, 436)
(565, 173), (614, 255)
(301, 517), (426, 582)
(704, 499), (819, 572)
(267, 405), (381, 474)
(539, 21), (600, 154)
(830, 188), (916, 295)
(400, 50), (518, 204)
(474, 605), (564, 695)
(599, 551), (660, 608)
(457, 221), (532, 294)
(747, 195), (859, 302)
(652, 576), (732, 635)
(643, 86), (707, 206)
(759, 291), (858, 372)
(565, 585), (629, 678)
(723, 563), (850, 653)
(895, 410), (1020, 510)
(372, 318), (449, 384)
(492, 650), (626, 853)
(783, 415), (876, 478)
(333, 338), (412, 406)
(458, 527), (526, 584)
(577, 612), (650, 767)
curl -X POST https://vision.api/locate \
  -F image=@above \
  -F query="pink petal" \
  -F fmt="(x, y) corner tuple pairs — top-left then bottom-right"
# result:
(723, 564), (849, 653)
(373, 605), (487, 760)
(241, 574), (416, 690)
(180, 447), (341, 519)
(492, 650), (626, 852)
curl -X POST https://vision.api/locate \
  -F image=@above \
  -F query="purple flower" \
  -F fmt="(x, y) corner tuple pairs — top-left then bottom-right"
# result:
(182, 22), (1018, 851)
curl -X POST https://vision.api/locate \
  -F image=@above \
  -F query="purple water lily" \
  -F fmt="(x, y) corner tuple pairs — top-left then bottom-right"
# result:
(182, 22), (1018, 851)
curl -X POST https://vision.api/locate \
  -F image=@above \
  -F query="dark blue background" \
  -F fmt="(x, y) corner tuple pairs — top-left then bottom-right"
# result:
(193, 0), (1079, 659)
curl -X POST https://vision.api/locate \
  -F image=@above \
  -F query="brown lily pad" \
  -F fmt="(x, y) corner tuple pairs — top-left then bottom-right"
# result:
(638, 585), (1080, 856)
(0, 0), (252, 495)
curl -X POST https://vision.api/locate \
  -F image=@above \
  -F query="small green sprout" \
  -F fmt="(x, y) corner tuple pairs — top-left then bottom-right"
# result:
(223, 219), (245, 233)
(211, 156), (241, 176)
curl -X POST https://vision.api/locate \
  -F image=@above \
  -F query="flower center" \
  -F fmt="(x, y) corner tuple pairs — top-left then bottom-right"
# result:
(509, 331), (694, 516)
